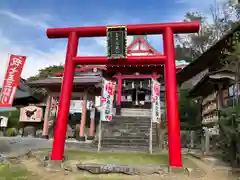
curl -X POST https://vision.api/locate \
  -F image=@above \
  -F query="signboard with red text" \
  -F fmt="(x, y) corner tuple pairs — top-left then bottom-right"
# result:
(100, 79), (116, 121)
(0, 54), (26, 107)
(151, 79), (161, 123)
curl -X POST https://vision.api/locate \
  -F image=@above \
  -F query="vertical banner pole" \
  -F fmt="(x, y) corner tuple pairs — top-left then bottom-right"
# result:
(149, 78), (153, 154)
(149, 113), (153, 154)
(150, 78), (161, 153)
(98, 79), (104, 152)
(97, 118), (102, 152)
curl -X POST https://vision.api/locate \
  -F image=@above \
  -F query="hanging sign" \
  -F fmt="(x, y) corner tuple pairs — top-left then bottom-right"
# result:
(70, 100), (83, 113)
(100, 79), (116, 121)
(19, 106), (43, 122)
(107, 26), (127, 59)
(151, 79), (161, 123)
(69, 100), (91, 113)
(0, 116), (8, 127)
(0, 54), (26, 107)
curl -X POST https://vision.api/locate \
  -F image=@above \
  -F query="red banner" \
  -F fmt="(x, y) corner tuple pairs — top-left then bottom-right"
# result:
(0, 54), (26, 107)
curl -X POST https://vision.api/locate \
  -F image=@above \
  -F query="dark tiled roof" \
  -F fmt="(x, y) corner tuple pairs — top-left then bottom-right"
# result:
(0, 78), (40, 103)
(27, 76), (103, 87)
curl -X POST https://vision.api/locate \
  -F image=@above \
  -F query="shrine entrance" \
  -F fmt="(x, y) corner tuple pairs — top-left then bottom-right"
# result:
(131, 87), (148, 106)
(46, 22), (200, 167)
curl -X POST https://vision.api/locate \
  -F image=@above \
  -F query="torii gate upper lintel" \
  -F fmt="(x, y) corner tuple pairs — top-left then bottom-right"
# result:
(46, 21), (200, 168)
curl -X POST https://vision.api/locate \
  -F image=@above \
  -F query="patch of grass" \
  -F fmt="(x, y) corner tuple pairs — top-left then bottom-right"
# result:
(40, 149), (196, 167)
(0, 164), (38, 180)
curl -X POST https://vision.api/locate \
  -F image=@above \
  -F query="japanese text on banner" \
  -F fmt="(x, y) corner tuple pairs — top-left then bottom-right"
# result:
(151, 79), (161, 123)
(0, 54), (26, 107)
(100, 79), (116, 121)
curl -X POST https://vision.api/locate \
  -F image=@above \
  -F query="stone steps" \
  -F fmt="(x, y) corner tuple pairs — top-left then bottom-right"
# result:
(100, 141), (157, 146)
(120, 108), (151, 117)
(101, 136), (156, 140)
(97, 111), (159, 151)
(100, 145), (151, 152)
(100, 144), (151, 148)
(101, 137), (157, 142)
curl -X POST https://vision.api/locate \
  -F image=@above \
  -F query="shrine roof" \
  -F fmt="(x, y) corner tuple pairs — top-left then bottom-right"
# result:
(177, 24), (240, 85)
(27, 76), (102, 88)
(127, 35), (160, 55)
(189, 69), (236, 97)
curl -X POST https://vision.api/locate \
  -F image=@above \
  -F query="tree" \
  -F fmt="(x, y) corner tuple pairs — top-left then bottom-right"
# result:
(174, 45), (193, 63)
(175, 0), (239, 62)
(210, 0), (239, 41)
(221, 28), (240, 104)
(218, 18), (240, 166)
(178, 89), (201, 130)
(27, 64), (64, 81)
(175, 12), (214, 61)
(219, 104), (240, 166)
(27, 64), (65, 97)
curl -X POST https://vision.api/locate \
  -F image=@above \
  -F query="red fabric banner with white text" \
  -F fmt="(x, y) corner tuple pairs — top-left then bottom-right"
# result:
(0, 54), (26, 107)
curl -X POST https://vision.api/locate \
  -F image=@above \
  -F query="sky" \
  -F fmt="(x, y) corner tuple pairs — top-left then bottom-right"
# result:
(0, 0), (228, 86)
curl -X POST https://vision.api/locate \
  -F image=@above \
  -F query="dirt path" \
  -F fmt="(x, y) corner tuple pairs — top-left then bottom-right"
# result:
(188, 157), (238, 180)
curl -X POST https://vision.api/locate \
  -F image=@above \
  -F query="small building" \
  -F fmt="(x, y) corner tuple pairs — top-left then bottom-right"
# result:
(0, 77), (42, 133)
(177, 24), (240, 154)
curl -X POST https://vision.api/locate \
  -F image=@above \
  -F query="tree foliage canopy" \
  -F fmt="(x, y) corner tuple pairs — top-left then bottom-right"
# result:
(175, 0), (239, 62)
(27, 64), (64, 81)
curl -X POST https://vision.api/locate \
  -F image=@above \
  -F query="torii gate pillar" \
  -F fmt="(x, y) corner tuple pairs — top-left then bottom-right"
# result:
(46, 22), (200, 167)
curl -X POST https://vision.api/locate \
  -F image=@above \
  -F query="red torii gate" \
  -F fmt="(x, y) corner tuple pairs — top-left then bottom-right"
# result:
(46, 21), (200, 167)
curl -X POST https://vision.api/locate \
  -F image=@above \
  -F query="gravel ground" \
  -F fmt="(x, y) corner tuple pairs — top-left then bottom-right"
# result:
(0, 136), (52, 155)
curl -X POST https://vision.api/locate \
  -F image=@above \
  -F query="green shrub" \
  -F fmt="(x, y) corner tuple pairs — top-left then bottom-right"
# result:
(7, 128), (16, 136)
(7, 110), (20, 128)
(219, 105), (240, 165)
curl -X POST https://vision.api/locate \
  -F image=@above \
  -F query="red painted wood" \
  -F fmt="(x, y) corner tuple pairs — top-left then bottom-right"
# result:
(113, 74), (161, 79)
(72, 55), (166, 64)
(47, 22), (200, 38)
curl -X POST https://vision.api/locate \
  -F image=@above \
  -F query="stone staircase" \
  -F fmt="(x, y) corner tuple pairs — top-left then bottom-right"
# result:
(95, 108), (159, 152)
(120, 108), (151, 117)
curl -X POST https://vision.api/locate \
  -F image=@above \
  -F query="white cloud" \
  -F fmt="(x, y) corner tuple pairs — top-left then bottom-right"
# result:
(0, 9), (63, 86)
(0, 33), (65, 85)
(0, 33), (108, 87)
(0, 9), (109, 87)
(173, 0), (230, 20)
(0, 10), (52, 29)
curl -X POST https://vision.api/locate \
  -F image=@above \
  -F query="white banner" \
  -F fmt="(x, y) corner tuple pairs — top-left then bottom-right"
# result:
(0, 116), (8, 127)
(151, 79), (161, 123)
(100, 79), (116, 121)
